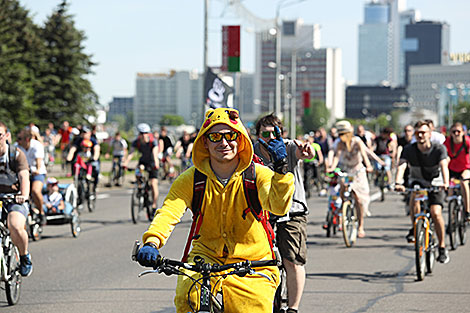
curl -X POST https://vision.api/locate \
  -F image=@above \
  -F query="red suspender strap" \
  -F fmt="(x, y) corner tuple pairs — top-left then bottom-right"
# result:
(242, 162), (276, 259)
(181, 169), (207, 262)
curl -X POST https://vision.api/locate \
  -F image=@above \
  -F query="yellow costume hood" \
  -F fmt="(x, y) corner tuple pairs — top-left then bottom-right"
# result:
(192, 108), (253, 176)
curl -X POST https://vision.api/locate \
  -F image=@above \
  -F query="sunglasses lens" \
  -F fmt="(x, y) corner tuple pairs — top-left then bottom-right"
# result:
(208, 133), (223, 142)
(226, 132), (238, 141)
(261, 131), (272, 138)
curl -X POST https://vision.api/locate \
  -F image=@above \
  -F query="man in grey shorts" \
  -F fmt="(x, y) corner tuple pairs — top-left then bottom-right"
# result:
(0, 121), (32, 277)
(254, 113), (315, 313)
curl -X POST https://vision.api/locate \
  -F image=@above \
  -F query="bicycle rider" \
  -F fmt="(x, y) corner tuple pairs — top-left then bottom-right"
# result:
(444, 122), (470, 222)
(17, 128), (47, 225)
(123, 123), (160, 213)
(135, 108), (295, 312)
(67, 126), (101, 190)
(327, 120), (375, 238)
(0, 122), (33, 276)
(158, 126), (175, 179)
(395, 120), (450, 264)
(254, 113), (315, 313)
(109, 132), (128, 186)
(373, 127), (397, 188)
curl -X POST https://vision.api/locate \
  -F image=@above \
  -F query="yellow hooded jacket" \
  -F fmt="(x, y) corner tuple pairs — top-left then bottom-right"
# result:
(142, 108), (294, 261)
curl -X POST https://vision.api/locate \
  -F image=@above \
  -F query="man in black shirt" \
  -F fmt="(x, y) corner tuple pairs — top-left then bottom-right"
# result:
(395, 120), (450, 264)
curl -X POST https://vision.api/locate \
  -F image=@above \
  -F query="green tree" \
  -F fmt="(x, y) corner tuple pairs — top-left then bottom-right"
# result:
(0, 0), (43, 134)
(34, 0), (98, 127)
(160, 114), (185, 126)
(302, 99), (329, 133)
(451, 102), (470, 127)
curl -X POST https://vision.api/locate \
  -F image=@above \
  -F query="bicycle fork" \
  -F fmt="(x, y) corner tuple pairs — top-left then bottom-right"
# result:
(414, 214), (430, 253)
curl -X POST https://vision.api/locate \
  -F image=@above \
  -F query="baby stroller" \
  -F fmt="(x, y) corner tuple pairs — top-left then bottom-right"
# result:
(45, 182), (81, 238)
(30, 181), (81, 239)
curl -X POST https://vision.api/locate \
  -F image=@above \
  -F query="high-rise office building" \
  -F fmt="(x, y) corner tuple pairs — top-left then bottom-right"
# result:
(358, 0), (419, 86)
(134, 71), (203, 127)
(404, 21), (450, 84)
(407, 63), (470, 126)
(108, 97), (134, 122)
(255, 19), (344, 123)
(345, 85), (408, 119)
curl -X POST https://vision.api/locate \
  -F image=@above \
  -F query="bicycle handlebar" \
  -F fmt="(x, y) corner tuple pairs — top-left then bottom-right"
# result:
(131, 241), (277, 280)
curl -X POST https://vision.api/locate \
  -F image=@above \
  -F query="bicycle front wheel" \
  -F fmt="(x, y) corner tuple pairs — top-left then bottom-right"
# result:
(448, 199), (458, 250)
(5, 245), (22, 305)
(130, 188), (146, 223)
(341, 200), (358, 247)
(415, 219), (426, 281)
(426, 223), (437, 274)
(458, 204), (467, 245)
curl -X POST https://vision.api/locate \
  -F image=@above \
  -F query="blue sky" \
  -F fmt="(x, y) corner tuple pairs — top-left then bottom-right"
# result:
(21, 0), (470, 106)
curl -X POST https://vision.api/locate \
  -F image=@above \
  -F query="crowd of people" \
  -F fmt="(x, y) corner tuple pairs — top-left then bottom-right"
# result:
(3, 112), (470, 312)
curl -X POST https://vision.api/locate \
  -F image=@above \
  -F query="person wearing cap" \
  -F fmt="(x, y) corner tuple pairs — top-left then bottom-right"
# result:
(327, 120), (373, 238)
(17, 128), (48, 225)
(123, 123), (160, 212)
(135, 108), (295, 312)
(67, 126), (101, 189)
(43, 177), (65, 214)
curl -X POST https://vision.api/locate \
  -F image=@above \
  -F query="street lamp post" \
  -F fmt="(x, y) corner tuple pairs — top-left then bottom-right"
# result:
(290, 50), (297, 138)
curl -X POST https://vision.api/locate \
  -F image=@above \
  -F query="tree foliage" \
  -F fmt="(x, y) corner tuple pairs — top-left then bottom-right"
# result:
(0, 0), (97, 135)
(160, 114), (185, 126)
(450, 102), (470, 127)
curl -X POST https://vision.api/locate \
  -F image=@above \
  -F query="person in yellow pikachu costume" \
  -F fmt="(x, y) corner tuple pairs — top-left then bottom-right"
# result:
(136, 108), (295, 312)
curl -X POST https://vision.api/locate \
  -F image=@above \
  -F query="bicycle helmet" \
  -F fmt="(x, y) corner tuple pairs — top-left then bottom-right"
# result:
(137, 123), (151, 134)
(81, 139), (93, 148)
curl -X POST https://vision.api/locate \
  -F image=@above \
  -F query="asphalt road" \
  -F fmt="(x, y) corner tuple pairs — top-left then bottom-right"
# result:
(2, 173), (470, 312)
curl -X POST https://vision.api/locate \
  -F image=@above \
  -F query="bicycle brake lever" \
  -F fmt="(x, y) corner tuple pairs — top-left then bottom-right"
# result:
(250, 270), (272, 281)
(138, 269), (159, 277)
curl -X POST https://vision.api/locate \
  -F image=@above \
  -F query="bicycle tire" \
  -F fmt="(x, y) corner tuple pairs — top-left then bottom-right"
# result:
(325, 211), (333, 237)
(273, 266), (287, 313)
(426, 223), (437, 274)
(71, 210), (81, 238)
(76, 179), (86, 213)
(458, 205), (467, 245)
(378, 170), (386, 202)
(415, 219), (426, 281)
(87, 191), (96, 213)
(448, 199), (458, 250)
(5, 245), (21, 305)
(130, 188), (139, 224)
(341, 200), (358, 247)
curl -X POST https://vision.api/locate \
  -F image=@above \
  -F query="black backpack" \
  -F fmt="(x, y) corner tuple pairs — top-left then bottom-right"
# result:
(181, 161), (276, 262)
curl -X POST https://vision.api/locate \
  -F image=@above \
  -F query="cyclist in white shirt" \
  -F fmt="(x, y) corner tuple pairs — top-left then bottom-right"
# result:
(17, 128), (47, 225)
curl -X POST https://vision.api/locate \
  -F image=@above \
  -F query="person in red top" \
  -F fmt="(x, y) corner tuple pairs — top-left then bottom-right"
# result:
(444, 122), (470, 221)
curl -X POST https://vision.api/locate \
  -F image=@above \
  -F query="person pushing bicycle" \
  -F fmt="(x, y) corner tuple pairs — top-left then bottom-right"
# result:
(135, 108), (294, 312)
(395, 120), (450, 264)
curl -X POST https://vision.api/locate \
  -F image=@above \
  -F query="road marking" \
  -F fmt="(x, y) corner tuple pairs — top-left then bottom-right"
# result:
(97, 194), (110, 200)
(370, 191), (382, 202)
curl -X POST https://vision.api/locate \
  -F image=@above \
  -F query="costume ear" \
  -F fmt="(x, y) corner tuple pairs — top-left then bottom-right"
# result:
(205, 109), (214, 118)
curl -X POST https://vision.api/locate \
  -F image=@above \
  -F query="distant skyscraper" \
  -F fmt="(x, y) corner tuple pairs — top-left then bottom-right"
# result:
(404, 21), (450, 84)
(255, 19), (344, 123)
(358, 0), (417, 86)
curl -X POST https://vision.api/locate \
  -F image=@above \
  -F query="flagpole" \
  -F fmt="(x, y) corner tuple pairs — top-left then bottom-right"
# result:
(202, 0), (209, 124)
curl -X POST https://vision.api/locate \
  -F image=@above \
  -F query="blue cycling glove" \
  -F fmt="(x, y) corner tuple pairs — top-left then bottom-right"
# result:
(136, 243), (160, 267)
(258, 126), (288, 174)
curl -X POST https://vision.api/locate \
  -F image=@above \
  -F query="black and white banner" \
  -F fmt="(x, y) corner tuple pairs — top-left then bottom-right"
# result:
(204, 67), (233, 109)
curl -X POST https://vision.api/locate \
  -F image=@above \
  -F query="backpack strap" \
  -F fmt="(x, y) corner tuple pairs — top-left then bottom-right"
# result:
(181, 169), (207, 262)
(8, 144), (17, 173)
(242, 161), (276, 259)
